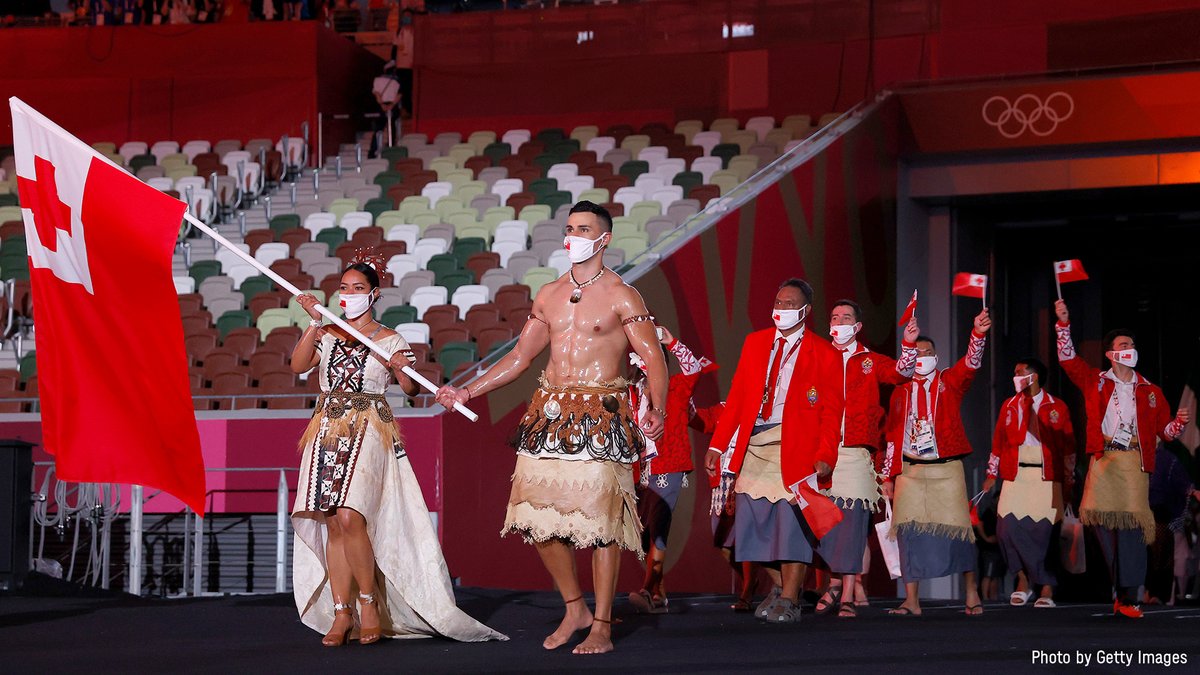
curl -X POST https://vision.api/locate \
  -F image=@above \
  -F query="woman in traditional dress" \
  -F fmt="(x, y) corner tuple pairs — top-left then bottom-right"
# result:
(290, 251), (506, 646)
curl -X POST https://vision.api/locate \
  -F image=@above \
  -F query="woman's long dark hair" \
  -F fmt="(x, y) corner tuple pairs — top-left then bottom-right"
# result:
(345, 262), (381, 289)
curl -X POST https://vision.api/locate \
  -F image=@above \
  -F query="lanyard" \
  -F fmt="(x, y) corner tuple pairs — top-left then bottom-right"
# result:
(1108, 377), (1134, 429)
(761, 337), (803, 406)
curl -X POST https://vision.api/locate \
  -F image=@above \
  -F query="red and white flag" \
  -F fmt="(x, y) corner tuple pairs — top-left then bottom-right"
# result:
(897, 289), (917, 327)
(788, 473), (844, 540)
(11, 98), (206, 514)
(1054, 259), (1088, 284)
(952, 272), (988, 299)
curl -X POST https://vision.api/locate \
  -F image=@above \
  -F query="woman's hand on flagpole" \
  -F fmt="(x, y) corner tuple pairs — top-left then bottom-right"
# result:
(297, 293), (323, 321)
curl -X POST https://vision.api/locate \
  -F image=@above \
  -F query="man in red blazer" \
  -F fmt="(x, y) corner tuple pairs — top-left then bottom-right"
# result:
(812, 299), (918, 618)
(704, 278), (845, 624)
(881, 308), (991, 617)
(1054, 299), (1190, 618)
(982, 357), (1075, 609)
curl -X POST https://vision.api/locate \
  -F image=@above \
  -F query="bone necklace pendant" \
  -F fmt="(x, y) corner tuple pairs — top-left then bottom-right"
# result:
(569, 268), (604, 304)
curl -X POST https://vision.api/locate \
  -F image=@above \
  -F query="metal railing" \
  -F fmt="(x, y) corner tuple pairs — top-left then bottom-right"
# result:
(29, 463), (297, 596)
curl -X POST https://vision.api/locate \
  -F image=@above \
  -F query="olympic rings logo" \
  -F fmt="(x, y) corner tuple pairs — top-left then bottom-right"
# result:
(981, 92), (1074, 139)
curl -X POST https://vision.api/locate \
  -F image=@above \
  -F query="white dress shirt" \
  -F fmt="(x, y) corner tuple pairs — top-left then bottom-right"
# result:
(1101, 370), (1137, 440)
(757, 327), (804, 425)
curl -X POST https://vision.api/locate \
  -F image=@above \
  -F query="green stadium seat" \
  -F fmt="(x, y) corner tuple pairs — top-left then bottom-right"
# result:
(19, 352), (37, 382)
(315, 227), (348, 252)
(381, 304), (417, 327)
(269, 214), (301, 237)
(216, 310), (253, 338)
(188, 260), (222, 286)
(438, 341), (478, 377)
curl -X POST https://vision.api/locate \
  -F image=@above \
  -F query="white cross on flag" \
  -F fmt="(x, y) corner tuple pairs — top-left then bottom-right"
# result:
(952, 272), (988, 299)
(11, 97), (206, 514)
(787, 472), (844, 540)
(1054, 259), (1088, 283)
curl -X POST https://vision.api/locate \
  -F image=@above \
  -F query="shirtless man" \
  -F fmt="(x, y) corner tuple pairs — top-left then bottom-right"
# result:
(436, 200), (667, 655)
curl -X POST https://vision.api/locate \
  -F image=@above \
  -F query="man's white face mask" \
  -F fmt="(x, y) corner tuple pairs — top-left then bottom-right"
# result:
(563, 234), (607, 264)
(1106, 348), (1138, 369)
(829, 323), (860, 345)
(773, 304), (808, 331)
(915, 355), (938, 376)
(1013, 373), (1035, 394)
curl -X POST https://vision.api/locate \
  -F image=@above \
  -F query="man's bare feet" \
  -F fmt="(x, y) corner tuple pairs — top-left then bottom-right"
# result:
(543, 604), (593, 650)
(572, 623), (613, 655)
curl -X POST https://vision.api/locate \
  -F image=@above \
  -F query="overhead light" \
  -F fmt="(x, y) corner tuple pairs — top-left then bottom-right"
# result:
(722, 22), (755, 39)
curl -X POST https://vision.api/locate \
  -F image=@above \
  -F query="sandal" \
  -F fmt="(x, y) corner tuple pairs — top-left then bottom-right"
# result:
(731, 598), (753, 613)
(1009, 590), (1033, 607)
(755, 586), (782, 619)
(628, 589), (668, 614)
(766, 598), (801, 623)
(814, 585), (843, 616)
(1033, 597), (1056, 608)
(837, 603), (857, 619)
(358, 592), (382, 645)
(322, 603), (354, 647)
(888, 606), (920, 616)
(964, 603), (984, 616)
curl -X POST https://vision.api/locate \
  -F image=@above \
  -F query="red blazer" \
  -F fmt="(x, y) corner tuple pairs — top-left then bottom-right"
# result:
(1055, 322), (1180, 473)
(634, 340), (718, 475)
(882, 331), (986, 479)
(840, 341), (915, 451)
(986, 391), (1075, 482)
(708, 328), (845, 490)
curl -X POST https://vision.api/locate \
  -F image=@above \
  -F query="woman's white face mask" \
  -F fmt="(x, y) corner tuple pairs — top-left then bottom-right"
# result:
(915, 355), (938, 376)
(339, 291), (376, 319)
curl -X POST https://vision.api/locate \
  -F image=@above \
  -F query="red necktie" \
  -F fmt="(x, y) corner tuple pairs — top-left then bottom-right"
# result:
(1023, 397), (1041, 441)
(760, 337), (786, 418)
(915, 379), (929, 419)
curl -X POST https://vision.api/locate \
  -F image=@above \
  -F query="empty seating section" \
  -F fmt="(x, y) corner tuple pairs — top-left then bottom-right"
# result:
(0, 113), (827, 409)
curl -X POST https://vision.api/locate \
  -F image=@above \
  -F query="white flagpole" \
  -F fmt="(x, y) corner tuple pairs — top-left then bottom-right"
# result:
(982, 277), (987, 309)
(1053, 263), (1062, 300)
(182, 212), (479, 422)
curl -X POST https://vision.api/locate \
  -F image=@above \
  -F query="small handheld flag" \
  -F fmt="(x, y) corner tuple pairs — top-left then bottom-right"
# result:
(1053, 259), (1088, 299)
(898, 289), (917, 327)
(952, 272), (988, 306)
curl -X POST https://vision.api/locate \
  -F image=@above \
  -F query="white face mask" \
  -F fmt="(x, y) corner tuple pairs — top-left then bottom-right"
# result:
(1107, 348), (1138, 368)
(1013, 374), (1035, 393)
(339, 291), (376, 319)
(915, 355), (938, 376)
(773, 305), (808, 331)
(563, 234), (606, 264)
(829, 324), (859, 345)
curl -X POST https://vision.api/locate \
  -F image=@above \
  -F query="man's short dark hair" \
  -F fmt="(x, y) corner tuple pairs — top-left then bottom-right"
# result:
(568, 200), (613, 232)
(1016, 356), (1047, 387)
(1103, 328), (1135, 353)
(778, 278), (813, 305)
(915, 335), (936, 350)
(831, 299), (862, 322)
